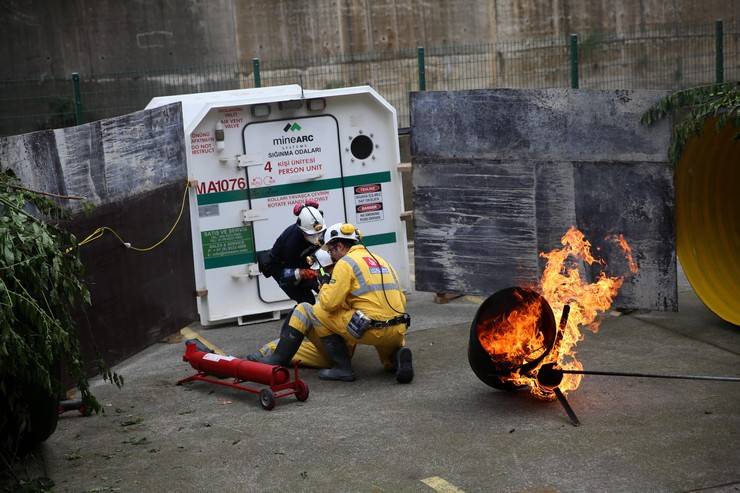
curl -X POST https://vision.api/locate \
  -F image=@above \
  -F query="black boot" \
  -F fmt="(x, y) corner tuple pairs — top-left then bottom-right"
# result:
(394, 347), (414, 384)
(186, 339), (214, 354)
(317, 335), (355, 382)
(248, 316), (303, 366)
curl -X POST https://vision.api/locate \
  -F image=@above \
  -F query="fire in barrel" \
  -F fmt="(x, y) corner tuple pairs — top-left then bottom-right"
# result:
(469, 227), (636, 400)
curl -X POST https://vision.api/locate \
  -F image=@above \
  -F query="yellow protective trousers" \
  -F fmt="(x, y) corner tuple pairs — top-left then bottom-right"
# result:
(259, 304), (353, 368)
(291, 301), (405, 370)
(257, 336), (330, 368)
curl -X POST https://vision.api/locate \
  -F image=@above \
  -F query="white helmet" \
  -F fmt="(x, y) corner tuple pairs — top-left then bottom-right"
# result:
(310, 249), (333, 269)
(295, 204), (326, 235)
(323, 222), (361, 246)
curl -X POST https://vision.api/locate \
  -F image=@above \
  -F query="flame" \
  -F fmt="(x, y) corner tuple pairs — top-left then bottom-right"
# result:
(476, 292), (544, 369)
(476, 227), (637, 400)
(609, 234), (639, 274)
(535, 227), (626, 398)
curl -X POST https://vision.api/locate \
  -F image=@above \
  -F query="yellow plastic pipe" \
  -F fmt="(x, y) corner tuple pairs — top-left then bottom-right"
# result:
(676, 121), (740, 326)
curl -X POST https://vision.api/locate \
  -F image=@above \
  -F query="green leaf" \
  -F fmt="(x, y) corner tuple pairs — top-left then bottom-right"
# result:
(641, 82), (740, 166)
(0, 168), (122, 455)
(4, 243), (14, 264)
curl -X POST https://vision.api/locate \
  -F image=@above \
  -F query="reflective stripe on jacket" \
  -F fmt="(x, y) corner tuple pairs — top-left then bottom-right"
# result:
(318, 245), (406, 321)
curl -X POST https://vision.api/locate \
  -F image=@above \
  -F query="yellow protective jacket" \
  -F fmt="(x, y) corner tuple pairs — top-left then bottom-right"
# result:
(318, 245), (406, 321)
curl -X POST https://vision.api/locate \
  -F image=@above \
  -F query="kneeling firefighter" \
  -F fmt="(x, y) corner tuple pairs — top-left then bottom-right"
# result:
(247, 249), (355, 368)
(255, 222), (413, 383)
(257, 201), (326, 305)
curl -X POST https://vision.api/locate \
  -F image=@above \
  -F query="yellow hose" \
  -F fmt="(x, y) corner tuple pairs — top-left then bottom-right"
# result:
(76, 180), (190, 252)
(676, 120), (740, 326)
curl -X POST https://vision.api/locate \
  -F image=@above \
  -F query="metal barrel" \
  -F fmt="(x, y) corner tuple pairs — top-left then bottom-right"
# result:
(468, 287), (557, 391)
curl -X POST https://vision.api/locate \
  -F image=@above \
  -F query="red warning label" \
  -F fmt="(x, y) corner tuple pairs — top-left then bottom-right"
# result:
(354, 184), (381, 194)
(190, 132), (215, 155)
(354, 182), (384, 223)
(356, 203), (383, 213)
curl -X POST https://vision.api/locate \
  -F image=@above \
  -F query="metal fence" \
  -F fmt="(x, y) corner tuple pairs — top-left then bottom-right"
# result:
(1, 19), (737, 137)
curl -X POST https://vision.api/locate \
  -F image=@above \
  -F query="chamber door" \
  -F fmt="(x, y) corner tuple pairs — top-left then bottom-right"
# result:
(243, 115), (347, 303)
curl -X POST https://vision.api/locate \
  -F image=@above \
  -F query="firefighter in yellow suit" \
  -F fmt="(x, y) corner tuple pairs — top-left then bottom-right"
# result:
(255, 222), (413, 383)
(247, 249), (354, 368)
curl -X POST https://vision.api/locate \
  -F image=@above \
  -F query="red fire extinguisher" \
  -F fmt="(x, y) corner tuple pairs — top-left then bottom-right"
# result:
(178, 341), (308, 410)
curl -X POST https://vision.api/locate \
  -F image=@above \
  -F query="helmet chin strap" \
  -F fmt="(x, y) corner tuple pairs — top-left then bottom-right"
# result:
(306, 206), (322, 229)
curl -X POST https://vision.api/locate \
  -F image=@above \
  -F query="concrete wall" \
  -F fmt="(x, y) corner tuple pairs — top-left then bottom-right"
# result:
(2, 0), (736, 80)
(234, 0), (738, 62)
(3, 1), (735, 137)
(0, 0), (237, 79)
(411, 89), (676, 311)
(0, 103), (186, 211)
(234, 0), (497, 62)
(0, 103), (197, 372)
(493, 0), (739, 39)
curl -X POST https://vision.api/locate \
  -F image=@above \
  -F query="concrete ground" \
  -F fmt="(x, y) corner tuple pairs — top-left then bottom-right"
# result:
(44, 264), (739, 493)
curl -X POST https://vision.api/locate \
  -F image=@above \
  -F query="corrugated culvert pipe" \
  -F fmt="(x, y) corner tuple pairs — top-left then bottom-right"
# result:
(676, 121), (740, 325)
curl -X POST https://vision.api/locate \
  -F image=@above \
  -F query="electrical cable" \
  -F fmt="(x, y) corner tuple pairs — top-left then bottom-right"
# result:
(76, 180), (190, 253)
(359, 236), (406, 316)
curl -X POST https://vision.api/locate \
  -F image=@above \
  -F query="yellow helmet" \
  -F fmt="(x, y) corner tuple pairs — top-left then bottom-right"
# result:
(323, 222), (361, 244)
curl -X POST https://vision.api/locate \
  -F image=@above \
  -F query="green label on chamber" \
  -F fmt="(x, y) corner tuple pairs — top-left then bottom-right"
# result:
(201, 226), (255, 269)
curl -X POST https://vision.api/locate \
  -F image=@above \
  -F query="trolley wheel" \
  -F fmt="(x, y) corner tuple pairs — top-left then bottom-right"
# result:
(259, 389), (276, 411)
(295, 380), (309, 402)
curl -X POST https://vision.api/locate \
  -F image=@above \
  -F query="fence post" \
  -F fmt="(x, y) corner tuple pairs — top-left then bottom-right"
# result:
(72, 72), (83, 125)
(569, 34), (579, 89)
(417, 47), (426, 91)
(715, 20), (724, 84)
(252, 58), (261, 88)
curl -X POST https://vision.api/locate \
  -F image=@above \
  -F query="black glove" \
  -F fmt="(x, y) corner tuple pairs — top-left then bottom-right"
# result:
(318, 272), (332, 286)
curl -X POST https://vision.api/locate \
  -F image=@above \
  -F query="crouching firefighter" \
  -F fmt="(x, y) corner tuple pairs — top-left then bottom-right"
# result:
(247, 249), (356, 368)
(253, 222), (413, 384)
(256, 201), (326, 304)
